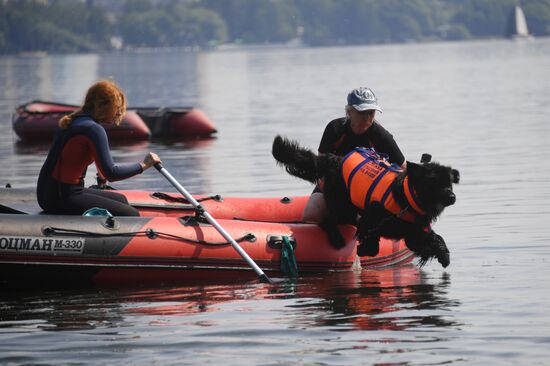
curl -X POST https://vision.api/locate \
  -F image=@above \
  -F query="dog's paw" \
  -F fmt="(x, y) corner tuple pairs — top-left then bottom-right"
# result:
(320, 223), (346, 249)
(356, 233), (380, 257)
(406, 231), (450, 268)
(432, 233), (450, 268)
(357, 242), (379, 257)
(417, 232), (450, 268)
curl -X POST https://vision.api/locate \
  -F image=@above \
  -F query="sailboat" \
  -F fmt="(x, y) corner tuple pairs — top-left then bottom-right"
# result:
(508, 4), (534, 40)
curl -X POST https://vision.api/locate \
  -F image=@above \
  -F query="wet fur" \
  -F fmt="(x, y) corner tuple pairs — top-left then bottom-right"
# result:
(272, 135), (459, 268)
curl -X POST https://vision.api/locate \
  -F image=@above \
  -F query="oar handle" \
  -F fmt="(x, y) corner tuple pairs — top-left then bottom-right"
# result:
(154, 163), (272, 284)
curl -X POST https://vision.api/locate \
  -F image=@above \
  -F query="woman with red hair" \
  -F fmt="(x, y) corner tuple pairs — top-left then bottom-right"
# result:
(37, 80), (161, 216)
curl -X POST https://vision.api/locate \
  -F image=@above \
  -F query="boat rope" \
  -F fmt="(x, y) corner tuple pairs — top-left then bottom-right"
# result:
(279, 236), (298, 277)
(17, 105), (71, 119)
(152, 192), (223, 203)
(17, 111), (71, 122)
(232, 217), (305, 224)
(42, 226), (256, 246)
(17, 100), (77, 115)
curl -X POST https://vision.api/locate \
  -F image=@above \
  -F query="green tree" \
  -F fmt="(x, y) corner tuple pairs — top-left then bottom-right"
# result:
(292, 0), (332, 45)
(123, 0), (154, 13)
(202, 0), (298, 43)
(523, 0), (550, 35)
(444, 24), (471, 40)
(2, 0), (550, 54)
(119, 10), (172, 47)
(168, 5), (227, 46)
(119, 2), (227, 48)
(0, 0), (110, 53)
(451, 0), (516, 38)
(0, 4), (7, 51)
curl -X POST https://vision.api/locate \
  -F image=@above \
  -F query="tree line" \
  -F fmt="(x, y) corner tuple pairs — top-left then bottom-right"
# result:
(1, 0), (549, 54)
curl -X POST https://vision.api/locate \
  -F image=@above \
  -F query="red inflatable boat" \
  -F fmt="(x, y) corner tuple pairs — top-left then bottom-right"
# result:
(12, 100), (217, 142)
(0, 188), (414, 286)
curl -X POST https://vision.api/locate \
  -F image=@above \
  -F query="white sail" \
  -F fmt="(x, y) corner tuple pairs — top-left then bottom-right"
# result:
(514, 5), (529, 37)
(512, 5), (534, 39)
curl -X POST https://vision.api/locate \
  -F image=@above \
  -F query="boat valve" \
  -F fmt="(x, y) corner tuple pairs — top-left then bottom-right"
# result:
(106, 216), (115, 228)
(102, 216), (119, 229)
(244, 233), (257, 242)
(195, 205), (205, 216)
(267, 235), (297, 250)
(42, 226), (54, 236)
(146, 228), (158, 239)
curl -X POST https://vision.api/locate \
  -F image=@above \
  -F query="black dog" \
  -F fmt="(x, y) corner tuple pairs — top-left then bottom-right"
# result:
(272, 135), (459, 268)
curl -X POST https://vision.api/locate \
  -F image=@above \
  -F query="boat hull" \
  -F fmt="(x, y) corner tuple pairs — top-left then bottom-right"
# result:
(0, 213), (413, 286)
(0, 187), (415, 286)
(138, 108), (217, 139)
(120, 189), (310, 221)
(12, 101), (216, 142)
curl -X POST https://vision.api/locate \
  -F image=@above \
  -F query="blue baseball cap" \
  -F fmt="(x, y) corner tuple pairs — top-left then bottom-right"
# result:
(347, 87), (382, 113)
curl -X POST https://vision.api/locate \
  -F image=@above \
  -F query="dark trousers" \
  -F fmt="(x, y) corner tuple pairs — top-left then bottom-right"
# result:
(37, 178), (139, 216)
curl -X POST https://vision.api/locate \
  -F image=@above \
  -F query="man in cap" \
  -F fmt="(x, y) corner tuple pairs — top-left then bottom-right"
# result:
(302, 87), (406, 222)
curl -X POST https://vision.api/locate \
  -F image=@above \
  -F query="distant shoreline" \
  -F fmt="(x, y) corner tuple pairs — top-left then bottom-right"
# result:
(4, 35), (547, 58)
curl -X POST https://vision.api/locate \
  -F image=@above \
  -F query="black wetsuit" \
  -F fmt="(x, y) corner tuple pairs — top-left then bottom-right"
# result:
(313, 117), (405, 193)
(37, 115), (142, 216)
(319, 117), (405, 164)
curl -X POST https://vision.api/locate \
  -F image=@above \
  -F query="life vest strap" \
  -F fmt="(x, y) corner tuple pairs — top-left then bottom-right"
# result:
(346, 159), (370, 190)
(380, 184), (393, 207)
(355, 146), (387, 159)
(343, 148), (419, 222)
(403, 176), (425, 215)
(364, 168), (390, 208)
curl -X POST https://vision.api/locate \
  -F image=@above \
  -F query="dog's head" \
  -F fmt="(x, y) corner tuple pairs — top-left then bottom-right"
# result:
(406, 161), (459, 218)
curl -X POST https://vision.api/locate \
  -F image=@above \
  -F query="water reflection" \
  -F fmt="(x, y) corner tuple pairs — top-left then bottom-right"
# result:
(5, 133), (217, 192)
(99, 51), (201, 108)
(0, 266), (458, 333)
(275, 266), (459, 331)
(0, 288), (127, 331)
(150, 136), (217, 149)
(0, 54), (98, 106)
(13, 139), (152, 156)
(12, 129), (216, 156)
(2, 39), (550, 364)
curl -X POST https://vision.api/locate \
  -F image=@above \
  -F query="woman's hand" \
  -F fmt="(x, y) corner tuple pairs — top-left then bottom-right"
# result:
(140, 152), (162, 171)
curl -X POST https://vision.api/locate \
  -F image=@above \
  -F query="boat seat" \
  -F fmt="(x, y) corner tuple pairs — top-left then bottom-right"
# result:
(0, 201), (45, 215)
(0, 187), (44, 215)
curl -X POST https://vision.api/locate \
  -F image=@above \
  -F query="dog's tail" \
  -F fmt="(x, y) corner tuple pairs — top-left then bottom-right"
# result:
(272, 135), (335, 183)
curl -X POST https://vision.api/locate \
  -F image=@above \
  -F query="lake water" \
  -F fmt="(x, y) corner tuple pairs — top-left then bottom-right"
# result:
(1, 38), (549, 365)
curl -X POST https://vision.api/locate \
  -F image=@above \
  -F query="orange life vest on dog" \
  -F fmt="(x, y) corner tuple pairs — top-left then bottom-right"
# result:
(341, 148), (425, 222)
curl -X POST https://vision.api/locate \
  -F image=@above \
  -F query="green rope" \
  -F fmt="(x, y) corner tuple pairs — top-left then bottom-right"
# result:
(280, 236), (298, 277)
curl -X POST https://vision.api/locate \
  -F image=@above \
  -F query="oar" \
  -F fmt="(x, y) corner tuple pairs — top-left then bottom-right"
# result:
(154, 163), (273, 284)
